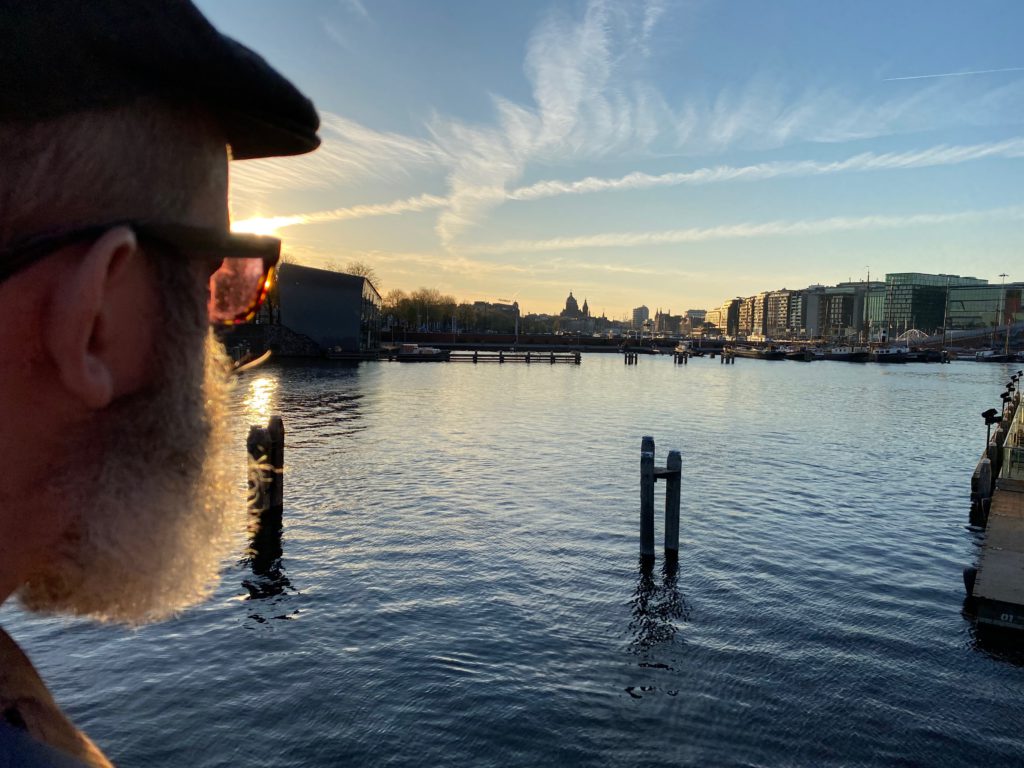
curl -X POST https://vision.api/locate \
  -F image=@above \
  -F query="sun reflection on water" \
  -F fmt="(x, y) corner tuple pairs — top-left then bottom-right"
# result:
(242, 376), (279, 425)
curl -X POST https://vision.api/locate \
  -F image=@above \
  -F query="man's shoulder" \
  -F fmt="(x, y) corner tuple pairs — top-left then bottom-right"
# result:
(0, 630), (111, 768)
(0, 721), (92, 768)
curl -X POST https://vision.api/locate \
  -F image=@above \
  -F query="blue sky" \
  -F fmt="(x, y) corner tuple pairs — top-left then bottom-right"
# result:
(198, 0), (1024, 318)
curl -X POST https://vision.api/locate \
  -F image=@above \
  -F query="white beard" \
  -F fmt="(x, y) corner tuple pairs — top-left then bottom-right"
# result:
(18, 331), (246, 625)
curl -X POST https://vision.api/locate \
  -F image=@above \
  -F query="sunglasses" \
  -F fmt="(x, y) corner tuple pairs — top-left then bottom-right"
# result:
(0, 221), (281, 325)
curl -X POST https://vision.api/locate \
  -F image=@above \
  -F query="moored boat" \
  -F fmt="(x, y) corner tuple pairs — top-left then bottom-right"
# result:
(395, 343), (450, 362)
(780, 346), (814, 362)
(814, 345), (869, 363)
(733, 345), (787, 360)
(870, 345), (909, 363)
(975, 349), (1018, 363)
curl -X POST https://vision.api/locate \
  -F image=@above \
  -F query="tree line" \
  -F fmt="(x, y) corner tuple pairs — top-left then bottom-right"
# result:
(383, 288), (519, 334)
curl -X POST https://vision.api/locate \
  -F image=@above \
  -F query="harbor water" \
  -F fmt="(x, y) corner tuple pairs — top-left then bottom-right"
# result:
(4, 355), (1024, 766)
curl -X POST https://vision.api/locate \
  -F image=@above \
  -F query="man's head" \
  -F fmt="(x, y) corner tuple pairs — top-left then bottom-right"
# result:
(0, 1), (319, 624)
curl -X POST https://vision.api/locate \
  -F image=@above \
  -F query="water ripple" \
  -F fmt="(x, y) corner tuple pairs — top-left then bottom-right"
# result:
(2, 358), (1023, 766)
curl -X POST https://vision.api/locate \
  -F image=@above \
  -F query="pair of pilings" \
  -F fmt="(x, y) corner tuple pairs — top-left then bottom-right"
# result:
(624, 351), (639, 365)
(673, 352), (688, 365)
(640, 436), (682, 561)
(720, 350), (736, 364)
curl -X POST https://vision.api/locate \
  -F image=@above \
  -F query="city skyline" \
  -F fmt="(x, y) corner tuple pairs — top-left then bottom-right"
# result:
(201, 0), (1024, 316)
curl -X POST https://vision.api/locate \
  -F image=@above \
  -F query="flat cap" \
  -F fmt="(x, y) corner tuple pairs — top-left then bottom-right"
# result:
(1, 0), (320, 159)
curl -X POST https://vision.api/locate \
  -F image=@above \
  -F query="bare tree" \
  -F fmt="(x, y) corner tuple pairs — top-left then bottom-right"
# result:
(344, 260), (380, 289)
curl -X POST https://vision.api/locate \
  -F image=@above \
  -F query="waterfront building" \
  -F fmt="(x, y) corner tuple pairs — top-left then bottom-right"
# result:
(737, 296), (754, 337)
(750, 292), (770, 339)
(704, 308), (722, 333)
(632, 305), (650, 329)
(801, 285), (827, 339)
(712, 273), (1022, 342)
(276, 262), (382, 353)
(766, 290), (792, 338)
(718, 298), (741, 337)
(822, 281), (886, 340)
(686, 309), (707, 327)
(866, 283), (886, 337)
(883, 273), (987, 337)
(654, 309), (682, 335)
(823, 286), (856, 339)
(946, 283), (1023, 332)
(785, 290), (805, 337)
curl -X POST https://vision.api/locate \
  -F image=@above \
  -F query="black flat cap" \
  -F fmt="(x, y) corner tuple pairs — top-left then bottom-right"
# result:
(1, 0), (320, 159)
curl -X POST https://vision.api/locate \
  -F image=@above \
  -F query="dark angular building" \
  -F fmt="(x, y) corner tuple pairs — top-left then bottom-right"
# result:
(276, 262), (382, 353)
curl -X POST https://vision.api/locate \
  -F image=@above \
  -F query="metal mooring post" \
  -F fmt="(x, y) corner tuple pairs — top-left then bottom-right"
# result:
(640, 437), (683, 562)
(664, 450), (682, 559)
(640, 436), (655, 560)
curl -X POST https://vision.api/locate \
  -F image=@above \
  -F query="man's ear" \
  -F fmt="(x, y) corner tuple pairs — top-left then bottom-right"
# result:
(44, 226), (141, 410)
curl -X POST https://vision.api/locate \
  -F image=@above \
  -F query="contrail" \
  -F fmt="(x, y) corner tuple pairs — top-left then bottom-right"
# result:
(883, 67), (1024, 82)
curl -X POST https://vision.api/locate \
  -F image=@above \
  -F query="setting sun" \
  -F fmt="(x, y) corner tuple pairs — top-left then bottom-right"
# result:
(231, 215), (306, 237)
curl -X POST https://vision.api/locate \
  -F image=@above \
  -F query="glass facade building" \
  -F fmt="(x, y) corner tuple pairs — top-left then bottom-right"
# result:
(881, 273), (987, 336)
(946, 285), (1023, 331)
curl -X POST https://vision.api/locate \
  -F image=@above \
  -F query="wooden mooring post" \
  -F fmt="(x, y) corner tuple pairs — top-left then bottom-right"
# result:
(624, 351), (639, 365)
(247, 415), (284, 524)
(639, 436), (683, 561)
(245, 416), (289, 595)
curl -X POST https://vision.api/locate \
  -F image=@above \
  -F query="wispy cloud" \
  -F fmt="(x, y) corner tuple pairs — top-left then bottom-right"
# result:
(231, 0), (1024, 251)
(320, 0), (371, 53)
(231, 113), (447, 196)
(641, 0), (666, 40)
(883, 67), (1024, 82)
(466, 205), (1024, 255)
(281, 244), (699, 283)
(303, 193), (449, 224)
(233, 136), (1024, 232)
(509, 137), (1024, 200)
(428, 0), (628, 246)
(339, 0), (369, 19)
(690, 75), (1024, 149)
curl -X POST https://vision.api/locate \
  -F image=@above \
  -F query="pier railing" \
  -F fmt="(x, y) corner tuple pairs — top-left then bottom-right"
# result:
(1000, 401), (1024, 483)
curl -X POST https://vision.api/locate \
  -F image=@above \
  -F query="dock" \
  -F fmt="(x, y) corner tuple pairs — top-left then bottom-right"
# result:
(448, 350), (581, 364)
(966, 374), (1024, 629)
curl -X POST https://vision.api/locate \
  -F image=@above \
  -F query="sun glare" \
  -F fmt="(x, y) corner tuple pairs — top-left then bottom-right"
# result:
(231, 215), (306, 237)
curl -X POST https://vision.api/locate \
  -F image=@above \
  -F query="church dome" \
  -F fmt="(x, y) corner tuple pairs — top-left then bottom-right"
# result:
(564, 291), (579, 315)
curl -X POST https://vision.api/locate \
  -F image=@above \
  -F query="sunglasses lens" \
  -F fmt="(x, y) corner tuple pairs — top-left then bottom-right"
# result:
(209, 257), (270, 324)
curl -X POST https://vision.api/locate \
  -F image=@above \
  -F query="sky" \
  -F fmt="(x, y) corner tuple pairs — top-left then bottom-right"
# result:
(197, 0), (1024, 319)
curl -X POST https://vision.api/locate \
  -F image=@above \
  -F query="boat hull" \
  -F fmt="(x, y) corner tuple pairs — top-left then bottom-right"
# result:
(733, 348), (787, 360)
(819, 351), (869, 363)
(976, 353), (1018, 363)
